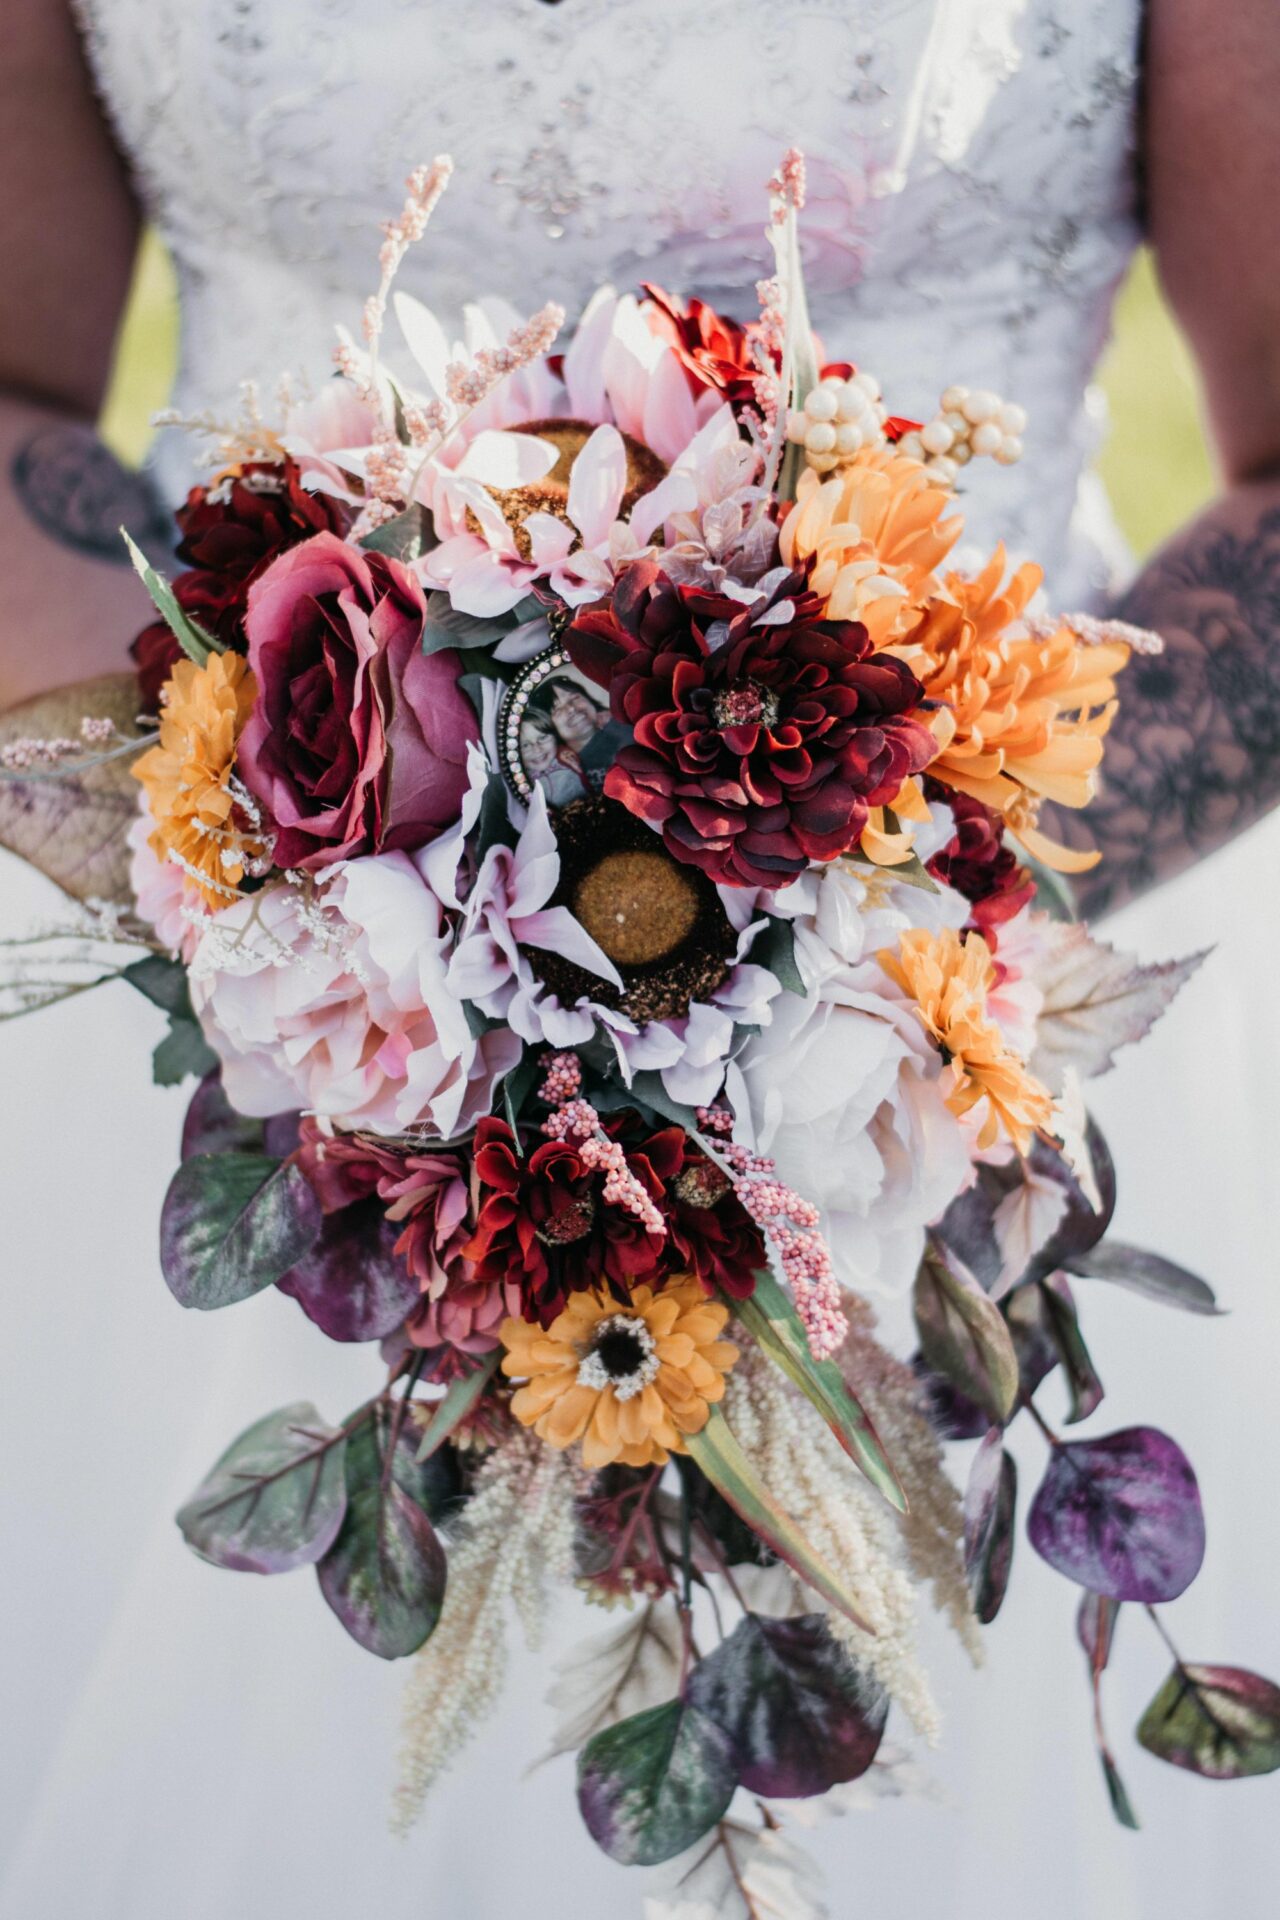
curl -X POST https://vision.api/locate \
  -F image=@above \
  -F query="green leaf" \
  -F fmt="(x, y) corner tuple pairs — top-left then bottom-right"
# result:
(421, 588), (514, 655)
(358, 501), (434, 564)
(152, 1017), (218, 1086)
(159, 1152), (322, 1310)
(576, 1698), (737, 1867)
(177, 1401), (348, 1573)
(122, 952), (192, 1015)
(1101, 1750), (1141, 1829)
(122, 529), (219, 664)
(1137, 1664), (1280, 1779)
(1065, 1240), (1223, 1316)
(755, 915), (805, 995)
(687, 1406), (875, 1634)
(502, 1050), (542, 1133)
(914, 1245), (1019, 1424)
(475, 769), (518, 861)
(730, 1269), (906, 1512)
(413, 1351), (501, 1462)
(316, 1399), (450, 1659)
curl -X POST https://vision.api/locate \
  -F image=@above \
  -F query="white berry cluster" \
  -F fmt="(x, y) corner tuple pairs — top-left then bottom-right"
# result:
(785, 370), (888, 473)
(897, 385), (1026, 483)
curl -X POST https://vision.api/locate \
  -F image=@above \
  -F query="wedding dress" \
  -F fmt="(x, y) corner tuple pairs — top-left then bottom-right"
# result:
(2, 3), (1278, 1915)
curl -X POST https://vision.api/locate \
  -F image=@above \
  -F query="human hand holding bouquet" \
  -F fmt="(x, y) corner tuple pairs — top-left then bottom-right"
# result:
(3, 150), (1276, 1912)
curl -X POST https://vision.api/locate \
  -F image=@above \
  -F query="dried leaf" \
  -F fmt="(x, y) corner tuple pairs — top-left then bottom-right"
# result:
(914, 1246), (1020, 1423)
(644, 1819), (829, 1920)
(542, 1598), (684, 1762)
(1029, 924), (1206, 1092)
(0, 674), (149, 905)
(991, 1170), (1069, 1300)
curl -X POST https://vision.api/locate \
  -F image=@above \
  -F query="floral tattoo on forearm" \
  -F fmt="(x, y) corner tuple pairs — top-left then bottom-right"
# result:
(11, 421), (169, 564)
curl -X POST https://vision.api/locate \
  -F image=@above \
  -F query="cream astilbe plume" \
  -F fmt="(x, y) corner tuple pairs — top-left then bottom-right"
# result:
(723, 1347), (941, 1743)
(837, 1290), (982, 1664)
(392, 1425), (578, 1833)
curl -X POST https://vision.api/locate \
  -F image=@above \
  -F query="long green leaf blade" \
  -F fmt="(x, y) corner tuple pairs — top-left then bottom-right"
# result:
(122, 529), (220, 666)
(413, 1350), (500, 1461)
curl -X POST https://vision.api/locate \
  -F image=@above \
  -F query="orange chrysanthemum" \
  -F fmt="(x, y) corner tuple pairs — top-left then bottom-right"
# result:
(893, 548), (1130, 872)
(132, 651), (261, 910)
(879, 925), (1054, 1154)
(499, 1277), (739, 1469)
(779, 449), (963, 649)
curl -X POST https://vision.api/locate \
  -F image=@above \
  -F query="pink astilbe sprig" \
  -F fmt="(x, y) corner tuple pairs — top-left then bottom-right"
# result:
(442, 302), (566, 409)
(362, 156), (455, 369)
(767, 147), (808, 223)
(538, 1054), (666, 1237)
(723, 1141), (848, 1358)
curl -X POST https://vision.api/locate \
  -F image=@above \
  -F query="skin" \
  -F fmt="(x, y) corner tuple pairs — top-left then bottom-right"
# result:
(1, 0), (1278, 915)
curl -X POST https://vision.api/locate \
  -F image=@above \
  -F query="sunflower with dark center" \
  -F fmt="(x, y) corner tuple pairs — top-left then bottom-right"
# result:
(566, 559), (938, 889)
(523, 796), (741, 1026)
(464, 1116), (667, 1325)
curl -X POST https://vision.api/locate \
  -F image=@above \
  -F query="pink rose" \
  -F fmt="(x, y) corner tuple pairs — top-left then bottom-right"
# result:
(238, 532), (477, 870)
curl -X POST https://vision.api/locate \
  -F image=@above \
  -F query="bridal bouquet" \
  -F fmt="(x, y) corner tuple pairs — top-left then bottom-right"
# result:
(3, 152), (1276, 1909)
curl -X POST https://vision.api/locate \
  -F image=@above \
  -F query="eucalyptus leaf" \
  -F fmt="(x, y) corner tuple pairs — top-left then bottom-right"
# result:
(730, 1269), (905, 1512)
(1137, 1664), (1280, 1780)
(1027, 1426), (1205, 1603)
(914, 1245), (1019, 1424)
(181, 1073), (267, 1161)
(576, 1698), (737, 1867)
(316, 1399), (450, 1658)
(963, 1428), (1017, 1624)
(1007, 1276), (1104, 1425)
(686, 1612), (887, 1798)
(687, 1406), (875, 1634)
(122, 529), (219, 663)
(151, 1017), (218, 1086)
(1065, 1240), (1222, 1316)
(277, 1200), (419, 1343)
(177, 1400), (348, 1573)
(160, 1152), (322, 1310)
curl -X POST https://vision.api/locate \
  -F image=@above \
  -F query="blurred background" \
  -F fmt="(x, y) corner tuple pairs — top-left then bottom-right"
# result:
(100, 236), (1214, 562)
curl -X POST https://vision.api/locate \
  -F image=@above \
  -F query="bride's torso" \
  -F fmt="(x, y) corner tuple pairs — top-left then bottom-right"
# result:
(75, 0), (1141, 603)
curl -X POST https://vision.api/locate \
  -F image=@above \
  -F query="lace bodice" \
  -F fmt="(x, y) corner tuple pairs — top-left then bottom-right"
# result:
(74, 0), (1142, 602)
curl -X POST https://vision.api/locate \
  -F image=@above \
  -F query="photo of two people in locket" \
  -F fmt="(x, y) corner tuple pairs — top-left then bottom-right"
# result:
(516, 669), (630, 807)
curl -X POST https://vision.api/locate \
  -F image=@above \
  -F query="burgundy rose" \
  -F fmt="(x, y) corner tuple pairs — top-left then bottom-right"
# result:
(567, 561), (935, 889)
(465, 1117), (666, 1325)
(925, 785), (1034, 946)
(237, 531), (478, 869)
(131, 459), (349, 710)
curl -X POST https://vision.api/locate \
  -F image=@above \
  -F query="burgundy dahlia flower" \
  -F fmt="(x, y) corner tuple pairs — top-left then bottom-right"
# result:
(567, 561), (935, 889)
(131, 458), (350, 710)
(925, 785), (1034, 945)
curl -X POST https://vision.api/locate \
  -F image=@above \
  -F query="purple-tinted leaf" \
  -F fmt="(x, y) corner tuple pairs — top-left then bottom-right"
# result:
(262, 1111), (302, 1159)
(160, 1152), (321, 1310)
(964, 1428), (1018, 1624)
(176, 1400), (347, 1573)
(1065, 1240), (1222, 1316)
(913, 1360), (990, 1441)
(1077, 1591), (1122, 1673)
(685, 1613), (887, 1798)
(577, 1698), (737, 1866)
(181, 1073), (265, 1161)
(278, 1200), (419, 1343)
(316, 1399), (452, 1659)
(934, 1125), (1115, 1297)
(1007, 1276), (1104, 1424)
(914, 1246), (1019, 1423)
(1028, 1426), (1205, 1603)
(1137, 1664), (1280, 1779)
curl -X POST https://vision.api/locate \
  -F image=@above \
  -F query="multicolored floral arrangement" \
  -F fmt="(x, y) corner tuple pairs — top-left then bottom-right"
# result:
(3, 151), (1277, 1911)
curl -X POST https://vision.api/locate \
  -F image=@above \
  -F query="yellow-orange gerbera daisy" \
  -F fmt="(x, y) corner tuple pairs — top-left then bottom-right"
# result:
(893, 548), (1131, 872)
(499, 1278), (739, 1469)
(779, 449), (963, 649)
(879, 926), (1054, 1154)
(132, 651), (261, 910)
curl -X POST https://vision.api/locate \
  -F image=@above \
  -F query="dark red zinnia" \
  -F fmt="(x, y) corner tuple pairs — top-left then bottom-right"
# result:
(637, 1125), (764, 1300)
(566, 560), (935, 890)
(131, 457), (351, 709)
(640, 285), (763, 411)
(464, 1118), (667, 1326)
(925, 784), (1034, 946)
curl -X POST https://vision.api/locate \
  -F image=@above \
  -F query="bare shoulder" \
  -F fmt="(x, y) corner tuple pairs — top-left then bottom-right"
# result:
(0, 1), (140, 413)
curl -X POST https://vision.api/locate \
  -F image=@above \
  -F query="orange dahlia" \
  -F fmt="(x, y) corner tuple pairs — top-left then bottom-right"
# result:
(132, 651), (262, 910)
(778, 449), (963, 649)
(499, 1278), (739, 1469)
(892, 548), (1131, 873)
(879, 925), (1054, 1154)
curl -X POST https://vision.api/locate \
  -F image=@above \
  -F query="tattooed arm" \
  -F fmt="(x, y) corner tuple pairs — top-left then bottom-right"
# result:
(1071, 0), (1280, 917)
(0, 2), (151, 712)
